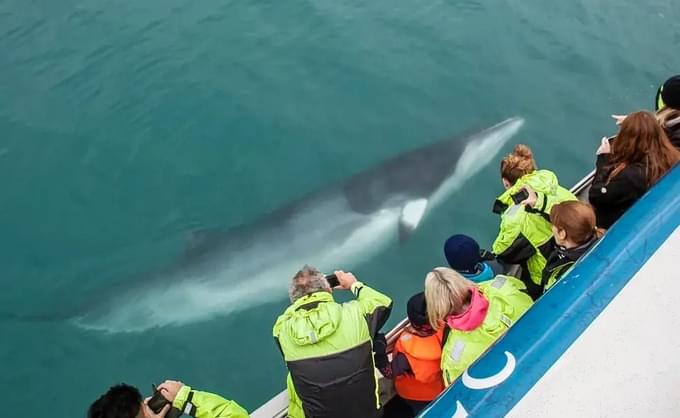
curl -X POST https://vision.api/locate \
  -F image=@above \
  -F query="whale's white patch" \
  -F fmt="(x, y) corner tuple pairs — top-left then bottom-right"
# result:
(399, 199), (428, 232)
(428, 117), (525, 212)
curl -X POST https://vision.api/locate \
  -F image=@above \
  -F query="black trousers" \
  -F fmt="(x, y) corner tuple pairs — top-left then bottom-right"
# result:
(383, 396), (430, 418)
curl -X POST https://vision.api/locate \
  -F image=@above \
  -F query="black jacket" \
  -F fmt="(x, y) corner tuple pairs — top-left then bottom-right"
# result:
(541, 236), (599, 291)
(589, 154), (648, 229)
(665, 116), (680, 150)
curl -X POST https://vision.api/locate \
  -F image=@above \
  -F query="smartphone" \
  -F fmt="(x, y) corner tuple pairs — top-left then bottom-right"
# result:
(511, 189), (529, 205)
(325, 274), (340, 287)
(148, 385), (170, 414)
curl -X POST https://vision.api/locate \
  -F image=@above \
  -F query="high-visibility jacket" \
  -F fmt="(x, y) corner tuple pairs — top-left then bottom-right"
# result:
(273, 282), (392, 418)
(441, 276), (533, 386)
(492, 170), (576, 288)
(171, 385), (249, 418)
(393, 328), (445, 402)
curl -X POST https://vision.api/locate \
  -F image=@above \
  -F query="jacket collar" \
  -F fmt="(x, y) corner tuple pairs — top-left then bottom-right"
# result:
(446, 287), (489, 331)
(290, 291), (334, 311)
(546, 235), (598, 272)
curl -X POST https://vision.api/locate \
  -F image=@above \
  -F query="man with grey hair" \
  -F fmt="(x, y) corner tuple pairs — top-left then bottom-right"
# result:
(273, 266), (392, 418)
(287, 265), (331, 303)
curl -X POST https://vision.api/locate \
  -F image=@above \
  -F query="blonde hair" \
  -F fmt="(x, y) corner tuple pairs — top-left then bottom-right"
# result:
(424, 267), (474, 330)
(500, 144), (537, 185)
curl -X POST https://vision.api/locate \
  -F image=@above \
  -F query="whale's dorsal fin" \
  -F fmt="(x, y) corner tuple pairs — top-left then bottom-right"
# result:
(398, 199), (428, 242)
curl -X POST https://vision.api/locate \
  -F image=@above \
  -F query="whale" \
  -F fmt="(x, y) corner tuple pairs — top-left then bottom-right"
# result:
(72, 117), (524, 332)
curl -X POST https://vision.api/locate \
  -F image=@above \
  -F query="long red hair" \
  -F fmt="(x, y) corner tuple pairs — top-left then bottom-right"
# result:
(609, 111), (680, 186)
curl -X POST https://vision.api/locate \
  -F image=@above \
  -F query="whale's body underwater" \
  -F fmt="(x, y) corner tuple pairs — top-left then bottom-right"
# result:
(74, 118), (524, 332)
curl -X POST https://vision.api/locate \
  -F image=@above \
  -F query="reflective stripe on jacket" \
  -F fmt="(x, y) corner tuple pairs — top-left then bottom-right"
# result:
(492, 170), (576, 286)
(440, 275), (533, 387)
(273, 282), (392, 418)
(172, 385), (249, 418)
(393, 328), (445, 402)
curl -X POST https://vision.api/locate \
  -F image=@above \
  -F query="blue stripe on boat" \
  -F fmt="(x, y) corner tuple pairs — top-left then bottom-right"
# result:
(421, 165), (680, 418)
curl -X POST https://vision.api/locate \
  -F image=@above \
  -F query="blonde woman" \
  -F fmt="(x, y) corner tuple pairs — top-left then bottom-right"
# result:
(424, 267), (532, 387)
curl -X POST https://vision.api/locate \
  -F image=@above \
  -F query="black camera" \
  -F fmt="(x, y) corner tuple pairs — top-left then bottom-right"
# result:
(147, 385), (182, 418)
(511, 189), (529, 205)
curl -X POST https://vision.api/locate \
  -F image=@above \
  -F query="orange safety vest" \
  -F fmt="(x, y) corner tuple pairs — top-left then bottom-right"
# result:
(393, 328), (445, 402)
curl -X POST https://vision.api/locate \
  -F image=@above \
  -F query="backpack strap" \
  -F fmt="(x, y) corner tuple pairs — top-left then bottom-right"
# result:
(441, 326), (451, 349)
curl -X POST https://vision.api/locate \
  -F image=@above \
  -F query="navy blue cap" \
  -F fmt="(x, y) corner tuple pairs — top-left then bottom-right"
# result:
(444, 234), (481, 273)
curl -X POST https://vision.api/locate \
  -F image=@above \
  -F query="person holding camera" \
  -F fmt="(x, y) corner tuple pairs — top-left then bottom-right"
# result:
(273, 266), (392, 418)
(87, 380), (249, 418)
(491, 144), (576, 300)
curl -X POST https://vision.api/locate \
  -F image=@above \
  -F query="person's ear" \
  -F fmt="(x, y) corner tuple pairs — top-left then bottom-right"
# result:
(557, 228), (568, 242)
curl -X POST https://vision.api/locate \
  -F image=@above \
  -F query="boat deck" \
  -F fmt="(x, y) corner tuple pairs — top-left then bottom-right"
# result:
(508, 226), (680, 417)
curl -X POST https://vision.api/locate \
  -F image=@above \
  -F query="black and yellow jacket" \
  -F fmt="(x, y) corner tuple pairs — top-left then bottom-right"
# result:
(492, 170), (576, 296)
(273, 283), (392, 418)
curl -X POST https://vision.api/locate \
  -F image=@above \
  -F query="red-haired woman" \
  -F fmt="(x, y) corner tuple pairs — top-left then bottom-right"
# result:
(589, 111), (680, 229)
(541, 201), (603, 291)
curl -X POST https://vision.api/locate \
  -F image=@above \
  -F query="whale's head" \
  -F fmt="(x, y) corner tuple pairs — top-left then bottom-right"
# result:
(344, 117), (525, 240)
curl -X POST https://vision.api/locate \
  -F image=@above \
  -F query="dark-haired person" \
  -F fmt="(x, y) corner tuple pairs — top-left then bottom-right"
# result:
(656, 75), (680, 148)
(613, 75), (680, 149)
(491, 144), (576, 299)
(378, 293), (444, 418)
(589, 111), (680, 229)
(88, 381), (248, 418)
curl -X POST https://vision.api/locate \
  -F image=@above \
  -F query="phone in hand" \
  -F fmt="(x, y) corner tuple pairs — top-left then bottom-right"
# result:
(148, 385), (182, 418)
(325, 274), (340, 288)
(511, 189), (529, 205)
(148, 385), (170, 414)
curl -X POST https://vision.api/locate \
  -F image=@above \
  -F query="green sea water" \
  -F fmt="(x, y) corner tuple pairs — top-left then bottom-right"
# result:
(0, 0), (678, 416)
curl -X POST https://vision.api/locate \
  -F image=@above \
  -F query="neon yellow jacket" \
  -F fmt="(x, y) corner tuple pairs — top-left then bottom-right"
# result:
(440, 275), (532, 386)
(492, 170), (576, 286)
(273, 282), (392, 418)
(172, 385), (249, 418)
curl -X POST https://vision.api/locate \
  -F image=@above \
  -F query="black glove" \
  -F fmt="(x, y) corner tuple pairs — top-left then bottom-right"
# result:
(479, 249), (495, 261)
(373, 333), (389, 371)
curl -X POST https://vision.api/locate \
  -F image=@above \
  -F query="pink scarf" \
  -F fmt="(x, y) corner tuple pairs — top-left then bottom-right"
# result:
(446, 288), (489, 331)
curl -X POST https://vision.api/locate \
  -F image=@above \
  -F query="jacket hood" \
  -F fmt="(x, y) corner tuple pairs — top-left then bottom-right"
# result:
(496, 169), (560, 207)
(446, 287), (489, 331)
(274, 291), (341, 346)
